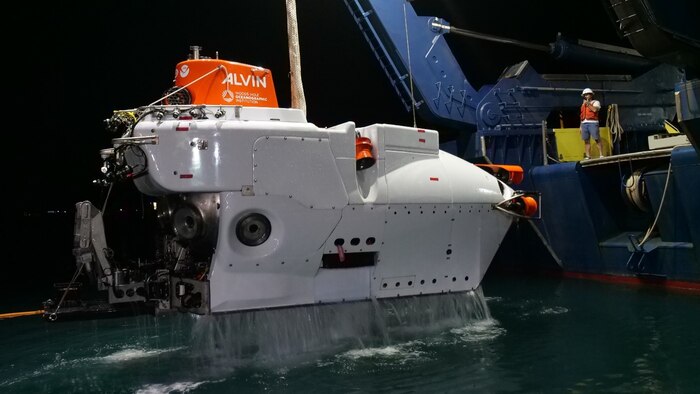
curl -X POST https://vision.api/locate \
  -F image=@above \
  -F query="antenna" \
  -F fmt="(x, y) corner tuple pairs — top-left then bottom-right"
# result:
(190, 45), (202, 60)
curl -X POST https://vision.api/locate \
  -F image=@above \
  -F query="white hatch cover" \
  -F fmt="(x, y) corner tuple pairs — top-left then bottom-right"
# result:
(253, 136), (349, 209)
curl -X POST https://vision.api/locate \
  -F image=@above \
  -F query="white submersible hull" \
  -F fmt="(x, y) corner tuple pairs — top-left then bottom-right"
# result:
(121, 106), (517, 314)
(58, 52), (535, 319)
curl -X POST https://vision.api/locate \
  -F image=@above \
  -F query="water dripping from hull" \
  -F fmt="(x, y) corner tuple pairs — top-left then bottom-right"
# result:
(190, 288), (492, 366)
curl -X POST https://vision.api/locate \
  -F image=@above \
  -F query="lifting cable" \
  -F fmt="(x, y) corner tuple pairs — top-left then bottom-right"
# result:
(147, 66), (224, 107)
(638, 161), (673, 247)
(47, 261), (87, 322)
(403, 2), (417, 128)
(286, 0), (307, 116)
(1, 259), (86, 320)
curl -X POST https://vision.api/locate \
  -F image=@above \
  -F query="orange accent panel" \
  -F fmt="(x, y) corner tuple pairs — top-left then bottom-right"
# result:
(173, 59), (278, 107)
(475, 164), (525, 185)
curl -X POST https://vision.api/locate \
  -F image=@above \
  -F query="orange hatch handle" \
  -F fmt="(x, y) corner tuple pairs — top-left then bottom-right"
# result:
(476, 164), (524, 185)
(355, 136), (376, 170)
(164, 58), (279, 107)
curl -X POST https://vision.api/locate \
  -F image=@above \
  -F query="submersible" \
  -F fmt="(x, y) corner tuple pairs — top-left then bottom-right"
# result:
(44, 47), (537, 321)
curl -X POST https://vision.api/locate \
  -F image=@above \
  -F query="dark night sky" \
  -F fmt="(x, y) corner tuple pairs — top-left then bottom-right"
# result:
(12, 0), (627, 214)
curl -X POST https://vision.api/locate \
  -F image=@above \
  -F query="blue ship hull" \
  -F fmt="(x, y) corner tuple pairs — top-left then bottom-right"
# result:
(526, 146), (700, 288)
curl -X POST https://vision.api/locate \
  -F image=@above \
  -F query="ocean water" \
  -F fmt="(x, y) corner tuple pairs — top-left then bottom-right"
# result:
(1, 275), (699, 394)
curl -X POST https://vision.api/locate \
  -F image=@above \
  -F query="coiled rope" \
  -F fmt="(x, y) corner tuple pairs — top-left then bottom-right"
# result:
(606, 103), (624, 145)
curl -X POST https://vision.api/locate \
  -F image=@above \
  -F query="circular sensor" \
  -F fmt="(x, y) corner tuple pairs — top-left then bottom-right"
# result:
(236, 213), (271, 246)
(173, 206), (203, 240)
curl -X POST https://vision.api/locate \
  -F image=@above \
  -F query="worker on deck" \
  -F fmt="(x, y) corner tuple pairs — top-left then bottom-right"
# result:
(580, 88), (603, 159)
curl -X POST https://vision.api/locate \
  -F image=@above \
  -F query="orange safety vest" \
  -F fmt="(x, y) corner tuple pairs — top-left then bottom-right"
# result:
(580, 102), (599, 122)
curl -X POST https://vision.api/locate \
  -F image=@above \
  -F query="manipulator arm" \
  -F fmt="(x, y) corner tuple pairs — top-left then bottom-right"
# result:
(73, 201), (114, 290)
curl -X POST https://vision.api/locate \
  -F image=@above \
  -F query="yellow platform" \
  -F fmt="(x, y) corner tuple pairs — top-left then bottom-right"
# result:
(554, 127), (612, 162)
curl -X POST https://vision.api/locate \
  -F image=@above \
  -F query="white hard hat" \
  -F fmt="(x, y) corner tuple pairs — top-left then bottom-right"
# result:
(581, 88), (594, 96)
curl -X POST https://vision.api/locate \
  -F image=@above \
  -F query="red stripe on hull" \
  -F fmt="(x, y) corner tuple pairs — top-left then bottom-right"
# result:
(562, 271), (700, 294)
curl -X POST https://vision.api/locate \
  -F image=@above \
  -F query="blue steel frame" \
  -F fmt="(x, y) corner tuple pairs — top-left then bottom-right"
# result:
(345, 0), (700, 284)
